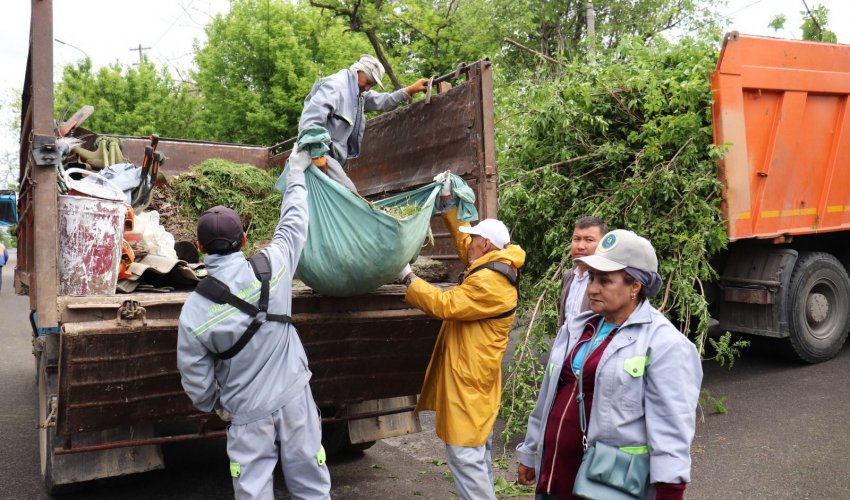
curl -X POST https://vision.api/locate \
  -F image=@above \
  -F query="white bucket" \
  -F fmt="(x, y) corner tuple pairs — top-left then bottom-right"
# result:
(58, 195), (128, 296)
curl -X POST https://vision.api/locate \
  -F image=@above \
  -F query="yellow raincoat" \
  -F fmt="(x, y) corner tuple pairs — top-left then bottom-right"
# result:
(405, 208), (526, 447)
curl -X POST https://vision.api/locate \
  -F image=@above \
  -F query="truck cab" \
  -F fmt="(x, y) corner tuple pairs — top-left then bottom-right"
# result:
(0, 190), (17, 229)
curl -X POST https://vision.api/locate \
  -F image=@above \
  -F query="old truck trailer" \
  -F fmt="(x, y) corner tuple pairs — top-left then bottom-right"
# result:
(711, 32), (850, 363)
(17, 0), (498, 493)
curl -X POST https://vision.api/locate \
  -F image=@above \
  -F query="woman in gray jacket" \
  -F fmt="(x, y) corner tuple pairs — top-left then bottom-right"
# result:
(516, 229), (702, 499)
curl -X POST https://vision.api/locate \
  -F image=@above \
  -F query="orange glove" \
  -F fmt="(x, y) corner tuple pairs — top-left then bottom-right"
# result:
(311, 155), (328, 172)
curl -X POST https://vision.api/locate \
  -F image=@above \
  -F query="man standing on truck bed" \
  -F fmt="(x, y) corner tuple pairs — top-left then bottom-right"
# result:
(396, 183), (526, 500)
(299, 54), (429, 192)
(177, 149), (331, 500)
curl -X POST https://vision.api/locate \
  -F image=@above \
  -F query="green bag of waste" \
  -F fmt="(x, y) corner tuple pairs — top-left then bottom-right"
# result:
(275, 165), (477, 296)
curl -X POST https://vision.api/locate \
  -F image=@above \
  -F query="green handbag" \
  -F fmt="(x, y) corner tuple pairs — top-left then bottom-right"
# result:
(573, 441), (649, 499)
(572, 335), (649, 499)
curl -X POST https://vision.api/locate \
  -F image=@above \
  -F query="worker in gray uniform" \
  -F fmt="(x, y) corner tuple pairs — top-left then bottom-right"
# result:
(299, 54), (428, 192)
(177, 148), (330, 500)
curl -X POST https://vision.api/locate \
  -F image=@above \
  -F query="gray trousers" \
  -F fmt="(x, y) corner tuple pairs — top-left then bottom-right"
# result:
(226, 385), (331, 500)
(445, 433), (496, 500)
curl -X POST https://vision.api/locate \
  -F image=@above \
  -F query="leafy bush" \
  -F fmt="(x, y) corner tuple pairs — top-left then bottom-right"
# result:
(0, 224), (16, 248)
(496, 36), (729, 440)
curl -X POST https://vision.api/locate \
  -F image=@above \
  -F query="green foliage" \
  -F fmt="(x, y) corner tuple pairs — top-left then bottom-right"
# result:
(1, 89), (22, 187)
(800, 3), (837, 43)
(708, 332), (750, 369)
(698, 387), (728, 420)
(53, 58), (203, 139)
(497, 35), (729, 441)
(768, 14), (787, 32)
(490, 0), (721, 76)
(0, 225), (16, 248)
(494, 476), (535, 497)
(194, 0), (373, 145)
(170, 159), (282, 250)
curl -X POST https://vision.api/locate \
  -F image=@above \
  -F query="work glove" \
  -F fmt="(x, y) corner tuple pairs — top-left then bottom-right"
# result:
(215, 406), (231, 422)
(397, 263), (414, 285)
(433, 171), (457, 213)
(440, 177), (452, 197)
(406, 78), (429, 96)
(433, 171), (452, 195)
(312, 155), (328, 172)
(289, 146), (312, 173)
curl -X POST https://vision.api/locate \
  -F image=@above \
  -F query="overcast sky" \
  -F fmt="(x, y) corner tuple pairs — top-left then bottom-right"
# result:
(1, 0), (849, 173)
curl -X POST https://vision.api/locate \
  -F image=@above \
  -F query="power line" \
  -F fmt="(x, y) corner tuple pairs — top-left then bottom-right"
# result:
(152, 0), (197, 48)
(801, 0), (824, 35)
(721, 0), (768, 19)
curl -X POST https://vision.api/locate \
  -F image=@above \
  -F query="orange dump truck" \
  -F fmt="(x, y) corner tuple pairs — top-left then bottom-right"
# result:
(711, 32), (850, 362)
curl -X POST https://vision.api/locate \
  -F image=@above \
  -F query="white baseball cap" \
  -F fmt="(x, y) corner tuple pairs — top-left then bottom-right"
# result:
(352, 55), (385, 90)
(459, 219), (511, 249)
(576, 229), (658, 273)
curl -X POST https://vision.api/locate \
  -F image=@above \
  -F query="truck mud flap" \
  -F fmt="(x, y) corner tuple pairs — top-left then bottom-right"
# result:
(718, 248), (798, 337)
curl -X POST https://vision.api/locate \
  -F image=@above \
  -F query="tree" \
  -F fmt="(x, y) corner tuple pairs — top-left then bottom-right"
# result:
(308, 0), (404, 89)
(768, 3), (837, 43)
(490, 0), (720, 75)
(194, 0), (373, 145)
(496, 35), (729, 440)
(0, 89), (22, 190)
(308, 0), (501, 83)
(53, 58), (203, 139)
(800, 3), (837, 43)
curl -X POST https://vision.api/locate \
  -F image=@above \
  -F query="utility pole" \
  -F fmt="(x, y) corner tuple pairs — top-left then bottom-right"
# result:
(130, 44), (151, 65)
(586, 1), (596, 58)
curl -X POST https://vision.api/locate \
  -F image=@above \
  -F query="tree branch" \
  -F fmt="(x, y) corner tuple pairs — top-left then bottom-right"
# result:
(504, 37), (562, 66)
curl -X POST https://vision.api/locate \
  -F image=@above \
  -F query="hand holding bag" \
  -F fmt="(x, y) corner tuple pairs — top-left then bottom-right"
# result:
(572, 335), (649, 499)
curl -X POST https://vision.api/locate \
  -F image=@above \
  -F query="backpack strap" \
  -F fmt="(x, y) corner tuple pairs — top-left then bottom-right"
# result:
(458, 261), (520, 319)
(248, 251), (272, 313)
(193, 251), (293, 360)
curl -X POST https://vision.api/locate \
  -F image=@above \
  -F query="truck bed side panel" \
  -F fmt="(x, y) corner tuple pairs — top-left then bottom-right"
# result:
(712, 33), (850, 240)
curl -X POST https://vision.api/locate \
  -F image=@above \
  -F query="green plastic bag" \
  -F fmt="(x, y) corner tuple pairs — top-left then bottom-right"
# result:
(275, 165), (477, 296)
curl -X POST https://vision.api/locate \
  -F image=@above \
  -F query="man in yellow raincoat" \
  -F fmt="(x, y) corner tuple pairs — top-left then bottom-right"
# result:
(397, 202), (526, 500)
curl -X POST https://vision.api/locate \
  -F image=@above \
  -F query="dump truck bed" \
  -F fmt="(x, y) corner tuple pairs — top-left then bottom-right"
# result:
(711, 32), (850, 241)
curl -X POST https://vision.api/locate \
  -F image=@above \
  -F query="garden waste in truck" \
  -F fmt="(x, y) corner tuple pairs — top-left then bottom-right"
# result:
(17, 1), (499, 493)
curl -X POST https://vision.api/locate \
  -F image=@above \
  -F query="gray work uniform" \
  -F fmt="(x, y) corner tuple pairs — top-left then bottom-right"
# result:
(177, 167), (330, 499)
(446, 433), (496, 500)
(299, 68), (410, 191)
(516, 300), (703, 493)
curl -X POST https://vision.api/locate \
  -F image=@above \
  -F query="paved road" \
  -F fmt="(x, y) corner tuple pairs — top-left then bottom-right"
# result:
(1, 249), (849, 499)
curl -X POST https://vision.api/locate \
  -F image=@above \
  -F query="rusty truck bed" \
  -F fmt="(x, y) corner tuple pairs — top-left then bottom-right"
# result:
(19, 54), (497, 455)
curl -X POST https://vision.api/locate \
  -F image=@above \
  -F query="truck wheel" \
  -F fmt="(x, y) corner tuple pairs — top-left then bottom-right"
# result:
(321, 421), (376, 456)
(786, 252), (850, 363)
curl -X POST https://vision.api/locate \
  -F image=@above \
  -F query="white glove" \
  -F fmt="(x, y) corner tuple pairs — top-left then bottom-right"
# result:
(440, 177), (452, 197)
(289, 147), (312, 173)
(397, 263), (413, 284)
(215, 407), (232, 422)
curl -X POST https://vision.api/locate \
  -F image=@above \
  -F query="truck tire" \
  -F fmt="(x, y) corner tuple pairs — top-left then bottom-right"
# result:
(321, 421), (376, 456)
(786, 252), (850, 363)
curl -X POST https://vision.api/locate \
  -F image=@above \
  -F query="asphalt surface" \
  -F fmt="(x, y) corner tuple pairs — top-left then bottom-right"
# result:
(1, 248), (849, 499)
